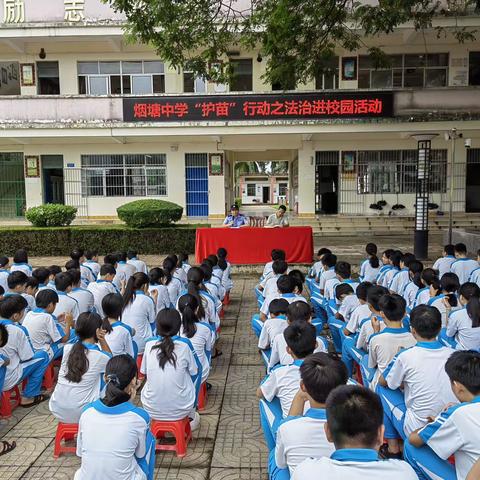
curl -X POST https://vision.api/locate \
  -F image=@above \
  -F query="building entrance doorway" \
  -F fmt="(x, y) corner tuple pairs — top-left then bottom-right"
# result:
(262, 186), (270, 203)
(466, 149), (480, 212)
(42, 155), (65, 204)
(315, 151), (339, 214)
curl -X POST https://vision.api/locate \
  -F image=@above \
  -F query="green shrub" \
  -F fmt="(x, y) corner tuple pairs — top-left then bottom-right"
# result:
(25, 204), (77, 227)
(117, 200), (183, 228)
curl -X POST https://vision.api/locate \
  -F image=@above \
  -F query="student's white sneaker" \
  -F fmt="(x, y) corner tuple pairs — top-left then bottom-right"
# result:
(189, 412), (201, 432)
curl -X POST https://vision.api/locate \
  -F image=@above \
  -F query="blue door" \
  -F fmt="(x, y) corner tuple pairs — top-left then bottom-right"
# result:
(185, 153), (209, 216)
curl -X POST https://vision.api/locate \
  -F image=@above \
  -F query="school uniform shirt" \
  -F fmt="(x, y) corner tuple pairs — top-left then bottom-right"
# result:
(262, 261), (274, 280)
(309, 261), (323, 280)
(82, 260), (101, 278)
(360, 259), (382, 283)
(382, 268), (399, 289)
(199, 290), (220, 329)
(471, 267), (480, 287)
(258, 316), (288, 350)
(324, 278), (340, 301)
(53, 291), (80, 323)
(367, 327), (416, 390)
(356, 317), (385, 351)
(181, 262), (192, 275)
(140, 336), (199, 421)
(260, 293), (307, 317)
(22, 293), (36, 312)
(292, 449), (418, 480)
(122, 291), (156, 354)
(275, 408), (334, 475)
(0, 319), (35, 391)
(388, 269), (410, 295)
(376, 264), (393, 286)
(319, 268), (336, 291)
(262, 275), (280, 300)
(204, 281), (221, 302)
(38, 281), (57, 293)
(338, 295), (360, 322)
(433, 256), (456, 278)
(402, 282), (419, 311)
(428, 294), (457, 328)
(80, 264), (96, 288)
(69, 287), (95, 314)
(383, 341), (457, 435)
(166, 277), (182, 306)
(345, 303), (371, 334)
(127, 257), (148, 274)
(148, 284), (171, 312)
(22, 308), (63, 360)
(210, 274), (226, 300)
(10, 262), (32, 277)
(418, 396), (480, 480)
(87, 280), (119, 317)
(173, 267), (188, 287)
(414, 287), (431, 307)
(0, 269), (9, 292)
(221, 267), (233, 292)
(105, 322), (135, 357)
(75, 400), (151, 480)
(446, 306), (480, 350)
(451, 258), (479, 285)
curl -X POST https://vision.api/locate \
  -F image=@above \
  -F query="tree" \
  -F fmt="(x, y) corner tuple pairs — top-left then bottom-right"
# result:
(104, 0), (477, 89)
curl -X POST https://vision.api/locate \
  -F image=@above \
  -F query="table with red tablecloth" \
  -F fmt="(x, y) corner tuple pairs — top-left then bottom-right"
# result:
(195, 227), (313, 265)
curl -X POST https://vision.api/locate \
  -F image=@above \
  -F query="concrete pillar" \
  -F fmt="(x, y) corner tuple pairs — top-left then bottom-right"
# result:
(297, 143), (315, 217)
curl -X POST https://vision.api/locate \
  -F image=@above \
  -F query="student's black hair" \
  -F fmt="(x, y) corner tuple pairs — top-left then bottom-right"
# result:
(65, 312), (103, 383)
(100, 263), (116, 277)
(48, 265), (62, 276)
(0, 256), (8, 268)
(167, 254), (179, 266)
(32, 267), (51, 285)
(402, 252), (416, 268)
(0, 294), (27, 318)
(7, 271), (28, 290)
(317, 248), (331, 257)
(0, 323), (8, 348)
(13, 249), (28, 264)
(152, 309), (181, 369)
(202, 258), (214, 268)
(444, 244), (455, 256)
(335, 283), (354, 301)
(445, 350), (480, 395)
(365, 243), (380, 268)
(268, 298), (289, 317)
(389, 250), (403, 269)
(356, 282), (373, 302)
(115, 251), (128, 263)
(127, 250), (137, 260)
(65, 259), (79, 271)
(378, 294), (406, 322)
(85, 250), (97, 260)
(334, 261), (351, 280)
(102, 354), (137, 407)
(300, 352), (348, 404)
(440, 272), (460, 308)
(177, 293), (199, 339)
(0, 286), (4, 296)
(459, 282), (480, 328)
(55, 272), (73, 292)
(207, 254), (218, 267)
(149, 267), (166, 285)
(122, 272), (149, 310)
(410, 305), (442, 339)
(101, 293), (124, 333)
(67, 268), (81, 286)
(272, 260), (288, 275)
(35, 289), (59, 309)
(200, 263), (213, 281)
(276, 274), (296, 294)
(217, 247), (228, 259)
(186, 267), (206, 319)
(278, 205), (287, 212)
(326, 385), (383, 449)
(408, 260), (424, 289)
(321, 253), (337, 269)
(178, 253), (189, 264)
(283, 321), (317, 359)
(104, 253), (119, 266)
(218, 258), (228, 271)
(271, 249), (286, 262)
(162, 257), (175, 285)
(454, 243), (468, 255)
(288, 270), (305, 294)
(382, 248), (395, 260)
(70, 248), (84, 261)
(366, 285), (389, 312)
(478, 248), (480, 258)
(26, 277), (39, 290)
(421, 268), (438, 287)
(287, 300), (312, 323)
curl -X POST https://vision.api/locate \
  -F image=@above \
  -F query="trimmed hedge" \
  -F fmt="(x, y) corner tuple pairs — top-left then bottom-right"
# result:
(117, 199), (183, 228)
(0, 225), (206, 256)
(25, 204), (77, 227)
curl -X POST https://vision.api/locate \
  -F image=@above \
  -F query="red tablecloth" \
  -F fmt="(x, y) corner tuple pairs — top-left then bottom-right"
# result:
(195, 227), (313, 265)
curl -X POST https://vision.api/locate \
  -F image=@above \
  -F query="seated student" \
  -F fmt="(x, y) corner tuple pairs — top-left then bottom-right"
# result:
(116, 251), (137, 282)
(272, 353), (348, 480)
(328, 284), (359, 352)
(122, 273), (157, 355)
(49, 312), (112, 423)
(414, 268), (438, 307)
(343, 282), (373, 338)
(258, 321), (317, 450)
(127, 250), (148, 274)
(262, 249), (286, 282)
(201, 262), (225, 302)
(308, 248), (331, 281)
(5, 271), (34, 311)
(441, 282), (480, 350)
(217, 247), (231, 279)
(261, 260), (288, 299)
(33, 267), (51, 292)
(207, 253), (224, 285)
(292, 385), (418, 480)
(428, 272), (460, 326)
(75, 354), (155, 480)
(311, 253), (337, 309)
(218, 258), (233, 296)
(360, 243), (382, 283)
(22, 289), (75, 361)
(375, 249), (395, 285)
(367, 294), (416, 390)
(44, 265), (61, 291)
(148, 268), (171, 311)
(162, 257), (182, 306)
(377, 305), (457, 458)
(71, 248), (96, 287)
(0, 295), (50, 407)
(405, 350), (480, 480)
(179, 253), (191, 275)
(67, 269), (95, 314)
(258, 299), (290, 365)
(402, 260), (424, 312)
(288, 270), (305, 296)
(82, 250), (101, 279)
(389, 253), (415, 295)
(178, 294), (214, 385)
(140, 309), (201, 430)
(325, 262), (358, 303)
(0, 256), (9, 293)
(24, 277), (39, 311)
(0, 322), (9, 393)
(87, 264), (119, 317)
(269, 301), (328, 371)
(53, 272), (80, 325)
(104, 254), (125, 293)
(169, 254), (188, 287)
(470, 248), (480, 286)
(433, 244), (457, 278)
(380, 250), (402, 290)
(451, 243), (479, 285)
(102, 293), (135, 358)
(9, 249), (32, 277)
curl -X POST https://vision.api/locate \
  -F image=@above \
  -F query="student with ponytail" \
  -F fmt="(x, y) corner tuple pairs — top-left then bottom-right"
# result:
(403, 260), (424, 311)
(140, 309), (202, 430)
(148, 268), (171, 311)
(440, 282), (480, 350)
(428, 272), (460, 327)
(162, 257), (182, 306)
(122, 273), (157, 355)
(49, 312), (112, 423)
(360, 243), (382, 283)
(414, 268), (439, 307)
(102, 293), (135, 358)
(75, 354), (155, 480)
(381, 250), (402, 289)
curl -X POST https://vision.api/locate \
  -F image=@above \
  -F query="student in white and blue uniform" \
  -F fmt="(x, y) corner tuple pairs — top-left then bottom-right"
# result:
(127, 250), (148, 274)
(32, 267), (53, 293)
(68, 269), (96, 314)
(75, 354), (155, 480)
(342, 282), (373, 338)
(292, 385), (418, 480)
(271, 353), (348, 480)
(427, 272), (460, 327)
(0, 323), (8, 393)
(53, 272), (80, 323)
(258, 298), (290, 354)
(9, 249), (32, 277)
(116, 251), (137, 283)
(122, 273), (156, 355)
(178, 253), (192, 276)
(0, 256), (10, 292)
(201, 263), (223, 302)
(83, 250), (101, 278)
(451, 243), (479, 285)
(375, 249), (395, 286)
(147, 268), (171, 311)
(307, 248), (331, 288)
(87, 264), (119, 317)
(389, 253), (415, 295)
(49, 312), (112, 424)
(102, 293), (136, 358)
(310, 253), (337, 319)
(260, 260), (288, 301)
(402, 260), (424, 311)
(414, 268), (438, 307)
(5, 271), (32, 310)
(405, 350), (480, 480)
(162, 257), (183, 306)
(217, 258), (233, 294)
(380, 250), (402, 289)
(433, 244), (457, 278)
(359, 243), (382, 283)
(471, 255), (480, 288)
(69, 248), (95, 288)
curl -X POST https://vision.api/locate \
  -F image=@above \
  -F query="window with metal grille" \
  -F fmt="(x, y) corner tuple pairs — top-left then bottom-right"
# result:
(315, 57), (339, 90)
(278, 183), (288, 196)
(356, 149), (447, 194)
(247, 184), (256, 196)
(81, 154), (167, 197)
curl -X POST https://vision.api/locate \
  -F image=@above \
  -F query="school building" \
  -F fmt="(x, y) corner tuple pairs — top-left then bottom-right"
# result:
(1, 0), (480, 221)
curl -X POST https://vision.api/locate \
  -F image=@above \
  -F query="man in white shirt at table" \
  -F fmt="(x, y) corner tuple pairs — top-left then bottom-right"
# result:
(266, 205), (289, 228)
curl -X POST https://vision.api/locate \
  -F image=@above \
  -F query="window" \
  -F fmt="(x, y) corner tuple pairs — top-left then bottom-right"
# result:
(278, 183), (288, 196)
(0, 62), (20, 95)
(356, 149), (447, 194)
(37, 61), (60, 95)
(358, 54), (448, 89)
(469, 52), (480, 86)
(315, 57), (339, 90)
(81, 154), (167, 197)
(183, 72), (207, 93)
(229, 59), (253, 91)
(247, 184), (256, 196)
(77, 61), (165, 95)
